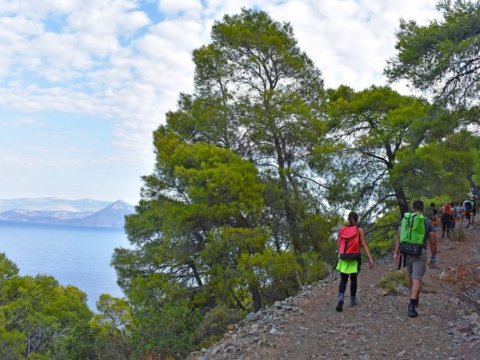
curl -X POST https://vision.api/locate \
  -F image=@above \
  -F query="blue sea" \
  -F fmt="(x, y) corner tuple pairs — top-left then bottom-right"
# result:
(0, 221), (130, 310)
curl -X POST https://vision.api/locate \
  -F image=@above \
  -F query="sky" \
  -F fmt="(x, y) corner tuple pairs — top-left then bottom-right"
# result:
(0, 0), (440, 205)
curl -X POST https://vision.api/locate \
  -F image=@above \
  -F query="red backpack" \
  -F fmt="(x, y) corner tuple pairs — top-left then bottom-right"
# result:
(338, 226), (361, 260)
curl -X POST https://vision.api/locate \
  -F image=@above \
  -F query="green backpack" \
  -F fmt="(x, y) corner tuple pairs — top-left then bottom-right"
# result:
(399, 212), (425, 256)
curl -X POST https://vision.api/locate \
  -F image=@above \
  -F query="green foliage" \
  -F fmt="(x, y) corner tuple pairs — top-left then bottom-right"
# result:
(298, 252), (330, 284)
(130, 302), (201, 359)
(194, 306), (245, 347)
(321, 85), (440, 218)
(386, 0), (480, 107)
(0, 325), (24, 360)
(365, 210), (400, 257)
(88, 294), (133, 359)
(0, 255), (94, 360)
(0, 252), (19, 286)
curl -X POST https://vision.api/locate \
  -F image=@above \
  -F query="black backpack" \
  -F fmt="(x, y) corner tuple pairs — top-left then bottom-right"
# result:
(465, 202), (472, 212)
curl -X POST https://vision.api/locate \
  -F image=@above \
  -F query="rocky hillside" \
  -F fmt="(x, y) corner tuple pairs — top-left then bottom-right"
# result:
(188, 222), (480, 360)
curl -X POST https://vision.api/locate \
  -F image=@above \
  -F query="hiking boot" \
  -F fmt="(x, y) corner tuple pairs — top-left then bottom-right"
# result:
(350, 297), (357, 306)
(336, 300), (344, 312)
(408, 303), (418, 317)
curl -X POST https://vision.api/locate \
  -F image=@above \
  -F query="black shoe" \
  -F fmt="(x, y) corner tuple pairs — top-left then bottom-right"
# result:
(408, 303), (418, 317)
(336, 300), (344, 312)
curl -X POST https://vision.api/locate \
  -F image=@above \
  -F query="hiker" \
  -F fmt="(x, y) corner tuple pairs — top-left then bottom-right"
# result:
(472, 204), (477, 224)
(335, 212), (374, 312)
(394, 200), (437, 318)
(450, 202), (457, 229)
(457, 202), (466, 227)
(440, 202), (453, 237)
(426, 202), (438, 230)
(464, 201), (472, 228)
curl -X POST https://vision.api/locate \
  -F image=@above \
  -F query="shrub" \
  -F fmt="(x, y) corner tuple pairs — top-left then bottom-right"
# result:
(378, 269), (409, 294)
(194, 306), (245, 347)
(449, 227), (465, 242)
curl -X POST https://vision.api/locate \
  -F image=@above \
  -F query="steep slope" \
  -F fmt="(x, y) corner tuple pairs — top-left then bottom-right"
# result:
(189, 223), (480, 360)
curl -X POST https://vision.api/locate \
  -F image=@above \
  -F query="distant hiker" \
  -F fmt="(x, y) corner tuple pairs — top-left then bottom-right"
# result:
(464, 201), (472, 228)
(394, 200), (437, 318)
(440, 202), (453, 237)
(335, 212), (374, 312)
(450, 202), (457, 229)
(425, 202), (438, 230)
(457, 203), (466, 227)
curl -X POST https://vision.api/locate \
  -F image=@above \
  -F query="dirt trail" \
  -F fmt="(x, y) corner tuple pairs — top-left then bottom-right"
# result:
(191, 222), (480, 360)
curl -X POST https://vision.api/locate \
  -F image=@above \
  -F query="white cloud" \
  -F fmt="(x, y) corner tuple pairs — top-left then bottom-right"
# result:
(157, 0), (203, 18)
(0, 0), (441, 202)
(0, 117), (44, 127)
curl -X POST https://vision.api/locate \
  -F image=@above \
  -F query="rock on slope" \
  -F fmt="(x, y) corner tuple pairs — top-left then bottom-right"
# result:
(188, 223), (480, 360)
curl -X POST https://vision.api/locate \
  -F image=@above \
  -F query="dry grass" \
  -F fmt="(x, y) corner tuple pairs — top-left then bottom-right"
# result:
(440, 247), (480, 314)
(378, 269), (410, 295)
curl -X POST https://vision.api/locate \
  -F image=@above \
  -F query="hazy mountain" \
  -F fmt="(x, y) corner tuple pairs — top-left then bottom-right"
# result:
(0, 197), (111, 212)
(0, 209), (92, 222)
(66, 200), (135, 228)
(0, 198), (135, 228)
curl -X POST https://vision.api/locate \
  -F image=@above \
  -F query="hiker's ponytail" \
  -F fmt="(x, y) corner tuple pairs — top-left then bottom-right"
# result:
(348, 212), (359, 226)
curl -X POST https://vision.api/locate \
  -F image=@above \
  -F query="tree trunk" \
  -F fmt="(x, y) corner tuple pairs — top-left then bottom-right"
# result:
(249, 282), (262, 312)
(393, 185), (409, 217)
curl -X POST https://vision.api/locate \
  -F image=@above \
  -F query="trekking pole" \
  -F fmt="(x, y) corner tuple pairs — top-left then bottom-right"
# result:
(397, 254), (402, 270)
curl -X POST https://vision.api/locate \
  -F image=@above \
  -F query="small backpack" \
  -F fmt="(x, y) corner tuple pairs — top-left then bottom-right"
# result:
(338, 226), (361, 260)
(443, 204), (452, 215)
(465, 202), (472, 213)
(399, 212), (425, 257)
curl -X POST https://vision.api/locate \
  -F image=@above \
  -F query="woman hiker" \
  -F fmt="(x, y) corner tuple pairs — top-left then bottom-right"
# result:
(335, 212), (374, 312)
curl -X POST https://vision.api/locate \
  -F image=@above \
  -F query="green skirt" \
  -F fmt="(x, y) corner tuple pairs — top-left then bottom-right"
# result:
(336, 258), (360, 274)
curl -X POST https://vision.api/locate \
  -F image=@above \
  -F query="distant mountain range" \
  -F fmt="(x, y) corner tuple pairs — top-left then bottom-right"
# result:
(0, 198), (135, 229)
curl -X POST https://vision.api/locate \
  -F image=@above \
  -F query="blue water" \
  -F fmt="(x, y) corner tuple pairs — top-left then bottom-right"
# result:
(0, 221), (130, 310)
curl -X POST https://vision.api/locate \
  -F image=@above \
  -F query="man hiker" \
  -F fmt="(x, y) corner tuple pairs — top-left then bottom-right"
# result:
(394, 200), (437, 317)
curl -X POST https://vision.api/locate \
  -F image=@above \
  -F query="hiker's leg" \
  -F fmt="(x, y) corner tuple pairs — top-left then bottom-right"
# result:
(411, 279), (421, 300)
(338, 273), (348, 298)
(349, 273), (358, 297)
(408, 258), (425, 317)
(350, 273), (358, 306)
(336, 273), (348, 312)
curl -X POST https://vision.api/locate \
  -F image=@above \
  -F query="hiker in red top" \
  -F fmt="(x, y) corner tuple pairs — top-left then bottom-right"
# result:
(440, 202), (454, 237)
(335, 212), (374, 312)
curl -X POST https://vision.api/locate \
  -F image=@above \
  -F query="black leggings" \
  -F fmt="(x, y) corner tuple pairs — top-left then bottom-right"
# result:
(339, 273), (357, 297)
(442, 214), (453, 234)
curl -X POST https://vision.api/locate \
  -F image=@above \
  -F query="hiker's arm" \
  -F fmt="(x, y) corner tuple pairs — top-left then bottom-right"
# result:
(359, 228), (374, 268)
(394, 230), (400, 264)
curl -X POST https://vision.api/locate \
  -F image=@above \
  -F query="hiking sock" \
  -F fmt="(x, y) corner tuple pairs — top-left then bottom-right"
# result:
(412, 298), (419, 308)
(408, 299), (418, 317)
